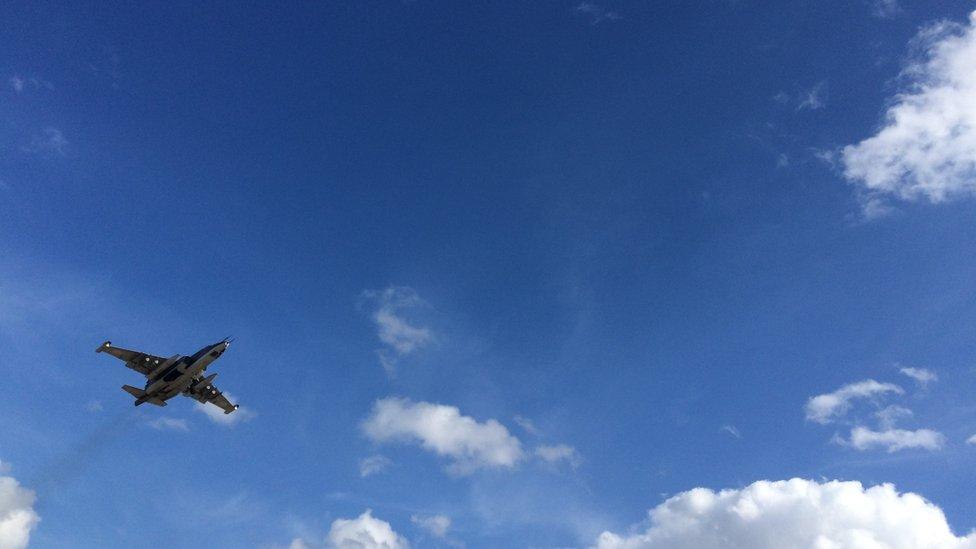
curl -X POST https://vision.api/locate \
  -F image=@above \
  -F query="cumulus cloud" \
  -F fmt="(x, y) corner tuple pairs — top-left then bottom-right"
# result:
(967, 434), (976, 445)
(594, 478), (976, 549)
(359, 455), (392, 478)
(0, 468), (40, 549)
(194, 392), (255, 426)
(362, 397), (524, 475)
(842, 426), (945, 452)
(534, 444), (582, 468)
(362, 287), (432, 375)
(841, 11), (976, 212)
(900, 366), (938, 386)
(327, 510), (408, 549)
(149, 417), (190, 432)
(411, 514), (450, 538)
(805, 380), (904, 424)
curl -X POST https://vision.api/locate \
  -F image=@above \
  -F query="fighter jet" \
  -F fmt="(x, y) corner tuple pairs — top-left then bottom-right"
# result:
(96, 338), (240, 414)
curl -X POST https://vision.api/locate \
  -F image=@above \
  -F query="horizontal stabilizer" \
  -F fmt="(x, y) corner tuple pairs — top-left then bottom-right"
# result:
(121, 385), (145, 399)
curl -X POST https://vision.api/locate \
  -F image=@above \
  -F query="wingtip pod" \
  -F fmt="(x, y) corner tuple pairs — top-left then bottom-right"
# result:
(96, 340), (112, 353)
(224, 404), (240, 415)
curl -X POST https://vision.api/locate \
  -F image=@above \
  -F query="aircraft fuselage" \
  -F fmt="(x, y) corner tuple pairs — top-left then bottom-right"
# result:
(140, 340), (230, 405)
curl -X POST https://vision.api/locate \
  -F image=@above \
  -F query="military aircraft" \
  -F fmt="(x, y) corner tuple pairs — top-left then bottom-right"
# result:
(96, 338), (240, 414)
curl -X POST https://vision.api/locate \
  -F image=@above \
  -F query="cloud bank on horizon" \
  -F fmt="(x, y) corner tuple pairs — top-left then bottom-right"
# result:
(594, 478), (976, 549)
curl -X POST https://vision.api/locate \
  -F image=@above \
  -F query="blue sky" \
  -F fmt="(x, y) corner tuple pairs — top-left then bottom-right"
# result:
(2, 1), (976, 547)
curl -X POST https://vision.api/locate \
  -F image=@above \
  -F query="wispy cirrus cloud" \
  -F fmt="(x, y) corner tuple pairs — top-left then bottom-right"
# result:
(411, 513), (451, 538)
(362, 286), (432, 375)
(534, 444), (582, 468)
(805, 380), (903, 424)
(148, 417), (190, 432)
(719, 424), (742, 439)
(8, 75), (52, 93)
(772, 81), (828, 112)
(23, 127), (68, 157)
(796, 81), (827, 111)
(842, 426), (945, 452)
(574, 2), (620, 25)
(358, 455), (392, 478)
(873, 0), (901, 19)
(874, 404), (913, 429)
(513, 415), (540, 436)
(841, 11), (976, 216)
(900, 366), (937, 386)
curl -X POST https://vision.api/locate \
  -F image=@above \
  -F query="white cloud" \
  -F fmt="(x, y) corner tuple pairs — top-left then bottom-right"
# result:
(874, 0), (901, 18)
(900, 366), (938, 386)
(797, 81), (827, 111)
(327, 509), (409, 549)
(842, 11), (976, 211)
(194, 392), (255, 427)
(534, 444), (582, 468)
(875, 405), (913, 429)
(359, 455), (392, 478)
(25, 127), (67, 156)
(411, 514), (450, 538)
(844, 426), (945, 452)
(362, 397), (524, 475)
(594, 478), (976, 549)
(513, 415), (540, 436)
(8, 75), (51, 93)
(967, 434), (976, 445)
(719, 425), (741, 439)
(149, 417), (190, 432)
(85, 400), (103, 413)
(773, 83), (827, 112)
(0, 468), (40, 549)
(805, 380), (904, 424)
(363, 287), (432, 375)
(575, 2), (621, 24)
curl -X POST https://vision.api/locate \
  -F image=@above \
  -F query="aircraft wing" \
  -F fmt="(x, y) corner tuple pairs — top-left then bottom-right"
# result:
(95, 341), (166, 376)
(204, 389), (239, 415)
(189, 377), (240, 415)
